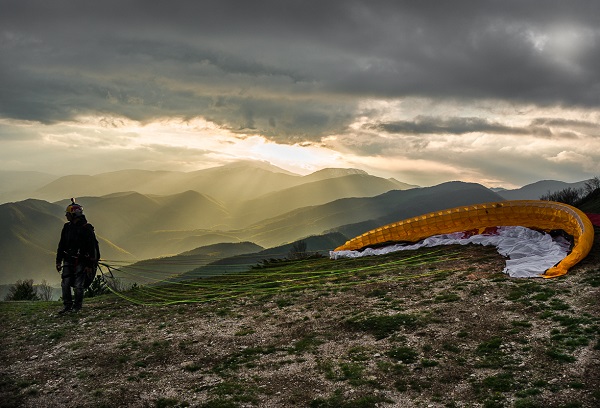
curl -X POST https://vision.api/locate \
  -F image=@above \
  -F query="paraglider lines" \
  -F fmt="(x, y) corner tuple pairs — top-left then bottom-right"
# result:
(97, 249), (463, 306)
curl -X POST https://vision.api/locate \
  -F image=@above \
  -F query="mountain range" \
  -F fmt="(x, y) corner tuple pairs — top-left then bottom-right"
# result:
(495, 179), (589, 200)
(0, 161), (593, 287)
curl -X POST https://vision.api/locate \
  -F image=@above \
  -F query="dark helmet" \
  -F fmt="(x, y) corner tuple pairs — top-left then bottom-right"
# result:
(65, 198), (84, 216)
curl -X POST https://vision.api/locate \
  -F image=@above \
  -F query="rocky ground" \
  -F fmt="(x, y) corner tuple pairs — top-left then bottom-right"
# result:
(1, 234), (599, 408)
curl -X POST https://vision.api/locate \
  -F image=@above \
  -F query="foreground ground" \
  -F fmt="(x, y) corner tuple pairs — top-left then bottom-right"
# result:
(1, 236), (599, 408)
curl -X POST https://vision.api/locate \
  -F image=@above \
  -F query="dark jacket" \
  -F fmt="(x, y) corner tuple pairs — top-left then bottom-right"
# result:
(56, 216), (99, 268)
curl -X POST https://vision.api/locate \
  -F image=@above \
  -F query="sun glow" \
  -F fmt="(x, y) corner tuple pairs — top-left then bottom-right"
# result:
(5, 115), (348, 175)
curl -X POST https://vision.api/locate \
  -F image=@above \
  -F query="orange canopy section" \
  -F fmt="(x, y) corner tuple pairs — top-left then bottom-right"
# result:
(334, 200), (595, 278)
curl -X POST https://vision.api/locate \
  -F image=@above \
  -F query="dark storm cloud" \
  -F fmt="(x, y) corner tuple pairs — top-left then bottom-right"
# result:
(1, 0), (599, 140)
(371, 116), (587, 140)
(371, 116), (527, 136)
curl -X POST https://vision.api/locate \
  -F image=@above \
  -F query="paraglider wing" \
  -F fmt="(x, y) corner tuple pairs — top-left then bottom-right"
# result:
(332, 200), (594, 278)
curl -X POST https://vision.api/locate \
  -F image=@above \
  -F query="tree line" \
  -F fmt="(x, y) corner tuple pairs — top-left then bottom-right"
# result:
(539, 176), (600, 206)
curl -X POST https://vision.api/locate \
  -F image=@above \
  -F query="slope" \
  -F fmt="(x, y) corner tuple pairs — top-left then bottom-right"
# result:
(232, 173), (415, 227)
(1, 181), (502, 284)
(237, 182), (504, 248)
(301, 167), (418, 188)
(578, 188), (600, 213)
(118, 241), (264, 284)
(0, 200), (64, 285)
(33, 162), (302, 205)
(498, 179), (589, 200)
(180, 232), (348, 279)
(34, 170), (183, 202)
(0, 199), (133, 285)
(180, 161), (301, 205)
(2, 241), (599, 407)
(58, 191), (233, 258)
(0, 170), (58, 204)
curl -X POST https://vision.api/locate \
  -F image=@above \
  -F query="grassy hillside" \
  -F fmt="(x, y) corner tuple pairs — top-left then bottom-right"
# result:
(233, 173), (411, 227)
(123, 242), (264, 281)
(241, 182), (503, 248)
(1, 233), (599, 407)
(182, 232), (348, 279)
(0, 200), (74, 285)
(57, 191), (234, 258)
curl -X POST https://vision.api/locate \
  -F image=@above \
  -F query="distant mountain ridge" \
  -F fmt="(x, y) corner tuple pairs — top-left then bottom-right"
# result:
(232, 173), (415, 227)
(15, 162), (418, 206)
(0, 162), (419, 284)
(497, 180), (589, 200)
(0, 171), (59, 203)
(239, 181), (503, 248)
(0, 181), (500, 285)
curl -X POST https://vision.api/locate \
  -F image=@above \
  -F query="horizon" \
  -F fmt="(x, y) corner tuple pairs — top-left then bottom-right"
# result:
(0, 159), (595, 191)
(2, 1), (600, 189)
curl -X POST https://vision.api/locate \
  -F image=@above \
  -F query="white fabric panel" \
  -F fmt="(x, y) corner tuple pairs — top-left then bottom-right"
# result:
(330, 226), (571, 278)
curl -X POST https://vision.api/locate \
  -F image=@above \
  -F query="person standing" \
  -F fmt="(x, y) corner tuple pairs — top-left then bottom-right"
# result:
(55, 199), (100, 314)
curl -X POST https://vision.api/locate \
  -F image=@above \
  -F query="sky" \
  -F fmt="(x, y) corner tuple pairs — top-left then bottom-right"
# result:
(1, 0), (599, 188)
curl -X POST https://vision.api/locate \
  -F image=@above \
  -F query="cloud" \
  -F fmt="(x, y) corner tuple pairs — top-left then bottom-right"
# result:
(369, 115), (594, 141)
(1, 1), (600, 186)
(370, 116), (527, 136)
(2, 1), (600, 136)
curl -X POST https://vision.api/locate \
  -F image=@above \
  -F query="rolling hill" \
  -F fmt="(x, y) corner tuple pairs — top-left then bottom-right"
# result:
(237, 181), (504, 248)
(179, 232), (348, 279)
(0, 200), (64, 285)
(497, 179), (589, 200)
(13, 161), (597, 288)
(232, 173), (415, 227)
(32, 162), (302, 205)
(120, 241), (265, 284)
(0, 199), (134, 285)
(53, 191), (233, 258)
(0, 179), (502, 286)
(0, 170), (58, 204)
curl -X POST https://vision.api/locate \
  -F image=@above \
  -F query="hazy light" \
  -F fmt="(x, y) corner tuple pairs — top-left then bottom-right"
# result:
(528, 24), (594, 74)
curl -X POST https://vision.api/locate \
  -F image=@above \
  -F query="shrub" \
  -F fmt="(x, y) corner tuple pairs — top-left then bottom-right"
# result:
(288, 240), (308, 260)
(85, 275), (109, 298)
(540, 187), (582, 206)
(4, 279), (39, 301)
(539, 176), (599, 206)
(387, 346), (419, 364)
(347, 313), (421, 339)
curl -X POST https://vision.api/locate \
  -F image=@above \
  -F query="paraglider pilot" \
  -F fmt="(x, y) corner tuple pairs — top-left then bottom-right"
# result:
(55, 199), (99, 314)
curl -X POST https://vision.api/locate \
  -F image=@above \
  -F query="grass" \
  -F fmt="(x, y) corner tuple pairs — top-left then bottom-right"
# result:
(1, 243), (599, 407)
(346, 313), (423, 339)
(309, 389), (392, 408)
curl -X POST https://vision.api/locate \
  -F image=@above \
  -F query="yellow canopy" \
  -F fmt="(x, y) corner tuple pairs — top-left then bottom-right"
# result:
(334, 200), (595, 278)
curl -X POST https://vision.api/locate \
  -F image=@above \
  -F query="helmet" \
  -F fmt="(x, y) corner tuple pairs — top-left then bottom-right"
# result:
(65, 198), (84, 216)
